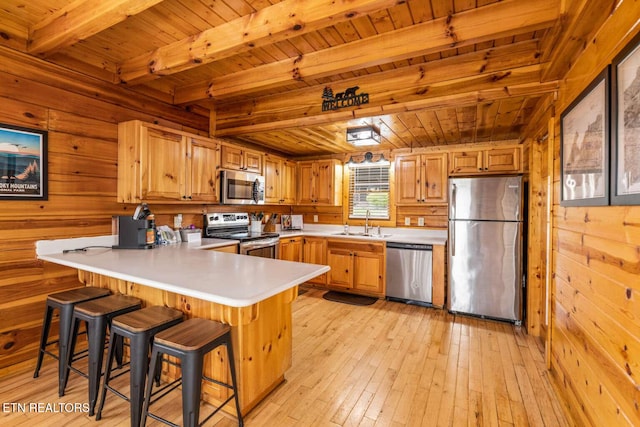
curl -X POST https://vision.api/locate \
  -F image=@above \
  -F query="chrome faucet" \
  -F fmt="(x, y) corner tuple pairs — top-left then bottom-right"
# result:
(364, 210), (370, 235)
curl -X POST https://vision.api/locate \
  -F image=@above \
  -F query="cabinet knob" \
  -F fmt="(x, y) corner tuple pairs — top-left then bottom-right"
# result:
(478, 167), (482, 171)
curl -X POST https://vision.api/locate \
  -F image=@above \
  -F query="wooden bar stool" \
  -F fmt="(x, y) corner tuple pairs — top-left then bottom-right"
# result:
(33, 286), (111, 397)
(62, 294), (142, 415)
(95, 306), (184, 427)
(140, 318), (243, 427)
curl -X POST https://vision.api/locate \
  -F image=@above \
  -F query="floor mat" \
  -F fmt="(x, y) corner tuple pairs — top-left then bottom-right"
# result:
(322, 291), (377, 306)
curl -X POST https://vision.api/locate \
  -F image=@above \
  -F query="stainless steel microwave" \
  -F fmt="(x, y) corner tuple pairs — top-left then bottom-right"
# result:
(220, 170), (265, 205)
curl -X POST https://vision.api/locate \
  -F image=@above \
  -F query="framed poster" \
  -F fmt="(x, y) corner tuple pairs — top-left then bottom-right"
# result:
(560, 67), (609, 207)
(611, 31), (640, 205)
(0, 123), (48, 200)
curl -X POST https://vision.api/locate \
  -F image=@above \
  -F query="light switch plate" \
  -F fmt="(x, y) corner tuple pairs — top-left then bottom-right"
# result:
(313, 215), (318, 223)
(418, 217), (425, 226)
(404, 217), (411, 226)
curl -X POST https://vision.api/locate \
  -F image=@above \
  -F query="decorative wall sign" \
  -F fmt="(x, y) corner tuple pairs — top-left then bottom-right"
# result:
(560, 67), (609, 207)
(322, 86), (369, 111)
(611, 30), (640, 205)
(0, 123), (48, 200)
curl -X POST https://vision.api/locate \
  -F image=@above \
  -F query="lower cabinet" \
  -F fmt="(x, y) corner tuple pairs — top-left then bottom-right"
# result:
(279, 236), (303, 262)
(302, 237), (327, 285)
(208, 244), (238, 254)
(326, 239), (385, 297)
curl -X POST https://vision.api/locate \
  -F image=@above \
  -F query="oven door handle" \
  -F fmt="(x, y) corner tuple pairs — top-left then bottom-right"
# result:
(240, 237), (280, 250)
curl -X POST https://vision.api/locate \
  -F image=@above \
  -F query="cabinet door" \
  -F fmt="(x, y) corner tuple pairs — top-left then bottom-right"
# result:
(220, 145), (244, 170)
(422, 153), (447, 203)
(264, 156), (281, 204)
(244, 150), (263, 174)
(303, 237), (327, 285)
(327, 248), (353, 289)
(280, 161), (297, 204)
(315, 160), (334, 204)
(141, 127), (186, 200)
(279, 237), (302, 262)
(449, 150), (483, 175)
(353, 251), (384, 294)
(188, 137), (219, 202)
(395, 154), (422, 204)
(484, 147), (520, 173)
(209, 244), (238, 254)
(297, 162), (316, 204)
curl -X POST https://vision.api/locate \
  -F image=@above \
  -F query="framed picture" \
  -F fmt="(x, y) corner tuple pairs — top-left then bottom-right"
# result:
(560, 67), (610, 207)
(0, 123), (48, 200)
(611, 31), (640, 205)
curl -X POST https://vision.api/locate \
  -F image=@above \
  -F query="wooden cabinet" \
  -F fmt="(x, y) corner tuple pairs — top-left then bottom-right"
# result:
(264, 155), (296, 204)
(297, 159), (343, 205)
(302, 237), (327, 285)
(208, 244), (238, 254)
(188, 136), (221, 202)
(326, 239), (385, 297)
(220, 144), (262, 174)
(117, 120), (219, 203)
(279, 236), (302, 262)
(395, 153), (447, 204)
(448, 146), (521, 175)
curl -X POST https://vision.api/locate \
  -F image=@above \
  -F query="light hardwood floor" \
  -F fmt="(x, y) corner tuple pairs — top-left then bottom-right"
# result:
(0, 287), (572, 426)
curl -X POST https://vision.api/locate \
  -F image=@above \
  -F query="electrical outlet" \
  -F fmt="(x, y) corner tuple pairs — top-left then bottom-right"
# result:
(313, 215), (318, 223)
(418, 217), (425, 226)
(404, 217), (411, 226)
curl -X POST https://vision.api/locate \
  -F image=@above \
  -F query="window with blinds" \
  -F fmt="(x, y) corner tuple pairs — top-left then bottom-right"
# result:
(348, 165), (390, 219)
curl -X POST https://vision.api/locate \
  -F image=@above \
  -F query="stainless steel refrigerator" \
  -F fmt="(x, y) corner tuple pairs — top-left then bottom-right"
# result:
(448, 176), (524, 324)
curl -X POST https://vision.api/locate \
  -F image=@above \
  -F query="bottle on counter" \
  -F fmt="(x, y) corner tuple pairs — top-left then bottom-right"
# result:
(146, 214), (156, 246)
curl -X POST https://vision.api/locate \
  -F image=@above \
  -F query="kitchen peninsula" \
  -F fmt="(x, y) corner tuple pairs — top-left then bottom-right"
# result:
(36, 236), (330, 416)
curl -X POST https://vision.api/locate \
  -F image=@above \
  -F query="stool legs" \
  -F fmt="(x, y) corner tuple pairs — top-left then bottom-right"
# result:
(96, 330), (151, 426)
(33, 302), (76, 397)
(33, 305), (54, 378)
(141, 336), (244, 427)
(181, 351), (204, 427)
(85, 315), (107, 415)
(226, 337), (243, 424)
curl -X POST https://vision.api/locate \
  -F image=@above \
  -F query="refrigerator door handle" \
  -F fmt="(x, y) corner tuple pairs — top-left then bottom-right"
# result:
(451, 183), (457, 219)
(450, 222), (455, 256)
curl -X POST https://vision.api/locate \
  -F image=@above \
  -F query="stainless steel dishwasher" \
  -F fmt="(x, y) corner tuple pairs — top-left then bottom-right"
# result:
(385, 241), (433, 306)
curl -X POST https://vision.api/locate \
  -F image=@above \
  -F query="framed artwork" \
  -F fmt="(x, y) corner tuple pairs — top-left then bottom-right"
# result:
(560, 67), (610, 207)
(611, 31), (640, 205)
(0, 123), (48, 200)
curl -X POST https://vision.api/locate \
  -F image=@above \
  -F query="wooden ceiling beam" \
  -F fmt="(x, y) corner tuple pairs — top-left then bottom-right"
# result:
(174, 0), (559, 104)
(540, 0), (617, 81)
(28, 0), (164, 57)
(213, 39), (543, 119)
(117, 0), (404, 85)
(214, 71), (558, 136)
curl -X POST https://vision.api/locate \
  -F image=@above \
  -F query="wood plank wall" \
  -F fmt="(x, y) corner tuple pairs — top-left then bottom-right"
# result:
(531, 1), (640, 425)
(0, 46), (294, 374)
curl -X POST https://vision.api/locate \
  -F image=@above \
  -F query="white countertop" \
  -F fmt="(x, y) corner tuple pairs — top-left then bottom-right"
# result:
(277, 224), (447, 245)
(36, 236), (329, 308)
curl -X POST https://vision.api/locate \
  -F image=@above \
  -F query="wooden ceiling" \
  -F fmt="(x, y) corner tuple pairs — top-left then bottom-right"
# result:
(0, 0), (613, 156)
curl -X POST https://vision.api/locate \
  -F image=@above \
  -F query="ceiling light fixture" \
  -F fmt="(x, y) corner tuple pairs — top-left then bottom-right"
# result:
(346, 125), (381, 146)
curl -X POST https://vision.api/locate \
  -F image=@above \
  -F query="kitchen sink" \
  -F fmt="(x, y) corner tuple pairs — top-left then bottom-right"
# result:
(332, 232), (392, 238)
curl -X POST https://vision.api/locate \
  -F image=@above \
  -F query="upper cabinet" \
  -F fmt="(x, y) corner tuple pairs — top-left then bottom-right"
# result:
(117, 120), (219, 203)
(395, 153), (447, 204)
(297, 159), (343, 205)
(264, 154), (296, 204)
(448, 146), (521, 176)
(220, 144), (262, 174)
